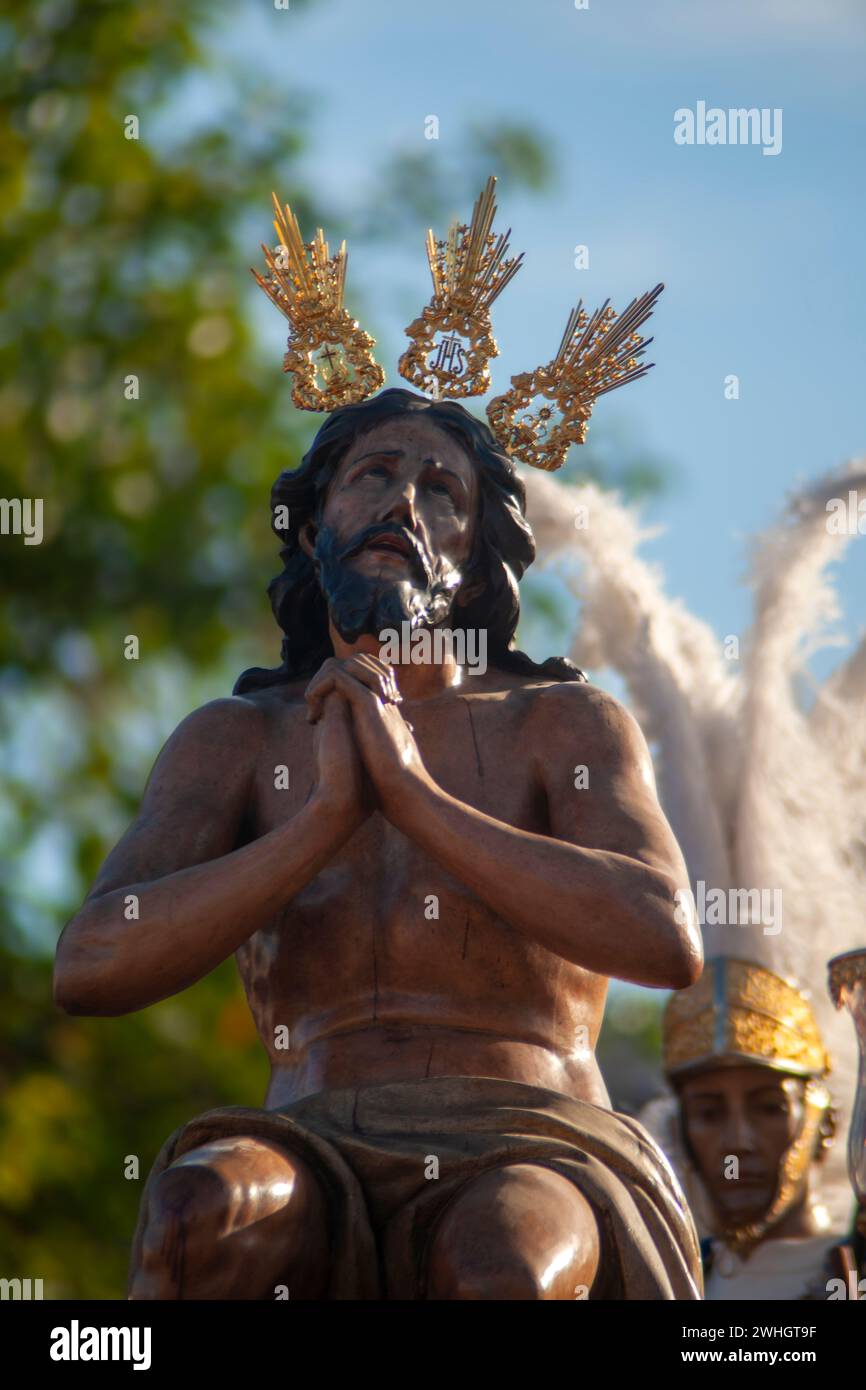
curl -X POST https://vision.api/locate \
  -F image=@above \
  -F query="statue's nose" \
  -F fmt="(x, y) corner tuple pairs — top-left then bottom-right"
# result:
(380, 481), (417, 530)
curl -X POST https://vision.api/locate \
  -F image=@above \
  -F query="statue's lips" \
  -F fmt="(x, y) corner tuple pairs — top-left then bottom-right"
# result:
(350, 533), (416, 564)
(363, 536), (411, 557)
(715, 1168), (769, 1186)
(713, 1174), (773, 1205)
(339, 528), (432, 583)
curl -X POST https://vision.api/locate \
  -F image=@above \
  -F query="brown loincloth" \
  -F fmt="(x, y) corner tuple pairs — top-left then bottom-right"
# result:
(129, 1075), (703, 1300)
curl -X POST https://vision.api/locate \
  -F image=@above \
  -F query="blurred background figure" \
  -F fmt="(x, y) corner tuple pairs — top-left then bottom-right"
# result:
(659, 961), (861, 1299)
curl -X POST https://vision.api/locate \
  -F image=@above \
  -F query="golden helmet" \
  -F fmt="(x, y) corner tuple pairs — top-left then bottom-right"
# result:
(663, 957), (831, 1081)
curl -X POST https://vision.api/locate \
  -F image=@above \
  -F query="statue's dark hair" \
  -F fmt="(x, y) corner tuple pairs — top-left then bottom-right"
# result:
(233, 387), (586, 693)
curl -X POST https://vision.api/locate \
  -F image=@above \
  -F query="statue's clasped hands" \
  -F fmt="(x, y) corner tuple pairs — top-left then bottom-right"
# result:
(305, 654), (429, 823)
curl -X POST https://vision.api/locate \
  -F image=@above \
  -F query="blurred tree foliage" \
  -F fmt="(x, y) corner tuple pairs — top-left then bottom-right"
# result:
(0, 0), (668, 1297)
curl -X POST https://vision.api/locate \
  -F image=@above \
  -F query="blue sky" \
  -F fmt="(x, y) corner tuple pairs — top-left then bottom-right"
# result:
(199, 0), (866, 671)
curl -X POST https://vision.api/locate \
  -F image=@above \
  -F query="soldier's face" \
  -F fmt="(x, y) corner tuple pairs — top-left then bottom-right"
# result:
(679, 1065), (810, 1226)
(308, 417), (481, 642)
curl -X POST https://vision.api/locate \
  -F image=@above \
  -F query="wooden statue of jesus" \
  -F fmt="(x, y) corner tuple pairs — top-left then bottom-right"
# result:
(54, 388), (704, 1300)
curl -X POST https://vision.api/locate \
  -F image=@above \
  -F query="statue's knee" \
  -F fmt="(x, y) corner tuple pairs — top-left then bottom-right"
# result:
(133, 1163), (228, 1296)
(427, 1237), (546, 1300)
(150, 1162), (228, 1238)
(425, 1164), (600, 1301)
(130, 1145), (331, 1300)
(425, 1183), (547, 1300)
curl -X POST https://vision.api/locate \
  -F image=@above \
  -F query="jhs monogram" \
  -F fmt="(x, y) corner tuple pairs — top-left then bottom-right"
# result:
(431, 334), (467, 376)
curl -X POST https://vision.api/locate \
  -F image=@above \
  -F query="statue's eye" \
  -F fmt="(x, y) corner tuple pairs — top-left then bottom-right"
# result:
(690, 1106), (722, 1124)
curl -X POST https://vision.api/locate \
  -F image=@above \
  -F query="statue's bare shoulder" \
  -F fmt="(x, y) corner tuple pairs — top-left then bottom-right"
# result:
(142, 694), (269, 797)
(516, 677), (682, 881)
(85, 695), (270, 901)
(520, 677), (654, 772)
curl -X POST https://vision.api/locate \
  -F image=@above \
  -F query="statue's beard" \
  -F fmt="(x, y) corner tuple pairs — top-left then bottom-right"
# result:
(313, 521), (463, 644)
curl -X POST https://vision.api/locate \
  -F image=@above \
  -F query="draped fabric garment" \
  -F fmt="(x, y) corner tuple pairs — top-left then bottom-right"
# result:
(130, 1075), (704, 1300)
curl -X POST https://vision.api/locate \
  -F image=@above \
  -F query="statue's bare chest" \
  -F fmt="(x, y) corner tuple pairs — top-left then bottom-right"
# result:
(250, 689), (545, 846)
(235, 689), (566, 1041)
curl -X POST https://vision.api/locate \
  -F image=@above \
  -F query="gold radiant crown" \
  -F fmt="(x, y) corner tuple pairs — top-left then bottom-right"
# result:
(252, 177), (662, 471)
(663, 958), (831, 1081)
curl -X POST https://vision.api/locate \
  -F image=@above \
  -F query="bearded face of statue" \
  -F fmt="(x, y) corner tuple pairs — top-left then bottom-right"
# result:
(678, 1064), (819, 1230)
(299, 416), (483, 644)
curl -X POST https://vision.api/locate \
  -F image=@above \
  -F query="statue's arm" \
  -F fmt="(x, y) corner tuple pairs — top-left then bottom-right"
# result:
(53, 695), (358, 1016)
(392, 683), (702, 989)
(536, 682), (701, 985)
